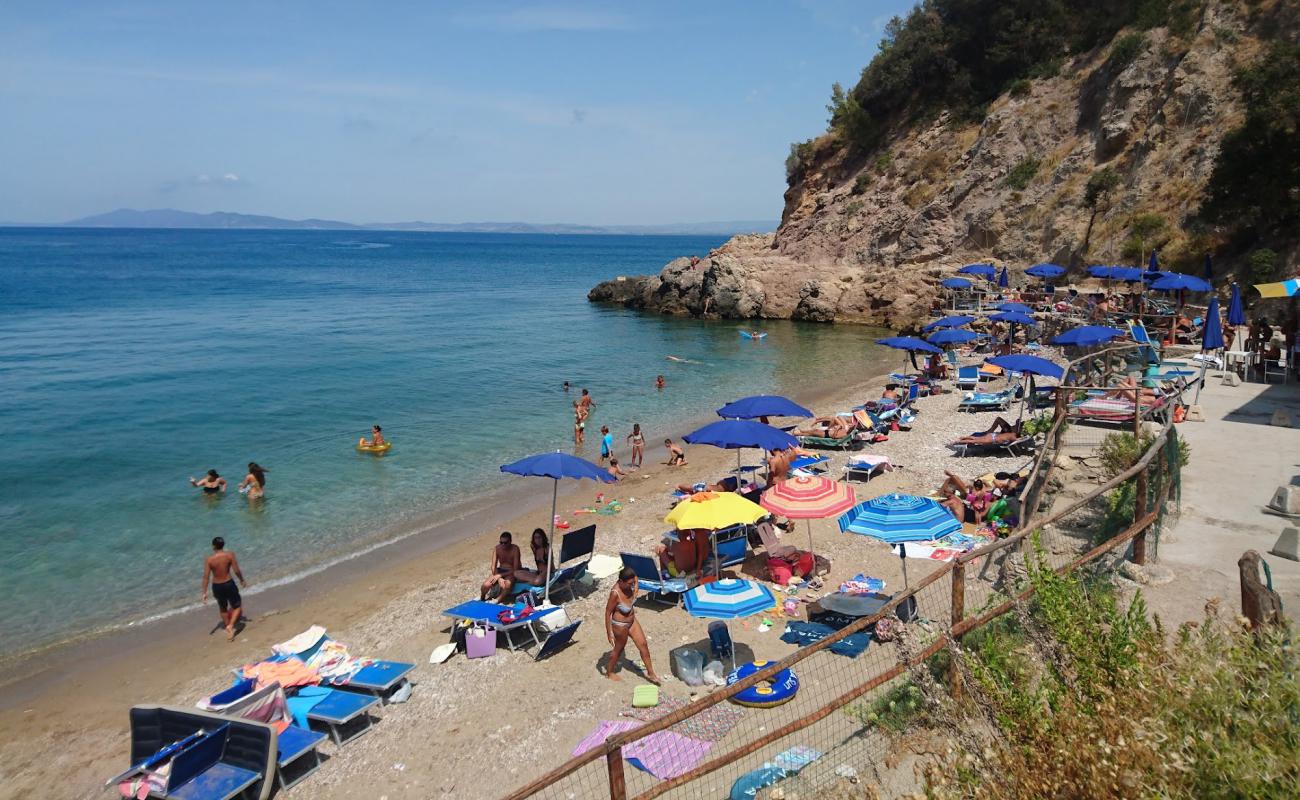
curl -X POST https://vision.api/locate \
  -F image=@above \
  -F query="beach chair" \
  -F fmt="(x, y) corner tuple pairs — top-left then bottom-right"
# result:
(948, 434), (1037, 458)
(342, 660), (416, 704)
(291, 685), (381, 746)
(441, 600), (561, 650)
(618, 551), (690, 606)
(534, 619), (583, 661)
(707, 621), (736, 672)
(955, 365), (979, 391)
(797, 431), (857, 450)
(1129, 321), (1160, 365)
(712, 524), (749, 570)
(957, 390), (1013, 412)
(119, 706), (275, 800)
(843, 454), (892, 482)
(510, 523), (596, 603)
(788, 454), (829, 475)
(196, 680), (326, 791)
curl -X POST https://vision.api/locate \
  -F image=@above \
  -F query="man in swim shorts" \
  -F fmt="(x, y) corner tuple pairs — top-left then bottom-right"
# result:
(202, 537), (248, 641)
(480, 531), (522, 602)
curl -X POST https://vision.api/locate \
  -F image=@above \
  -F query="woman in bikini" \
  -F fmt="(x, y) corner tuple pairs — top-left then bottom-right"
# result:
(189, 469), (227, 495)
(512, 528), (551, 586)
(626, 423), (645, 468)
(359, 425), (385, 448)
(573, 401), (587, 446)
(604, 567), (661, 683)
(239, 462), (267, 501)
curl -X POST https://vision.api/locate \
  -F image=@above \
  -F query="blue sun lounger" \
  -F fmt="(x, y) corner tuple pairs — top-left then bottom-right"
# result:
(442, 600), (560, 650)
(118, 706), (275, 800)
(618, 551), (690, 606)
(534, 619), (583, 661)
(294, 685), (380, 746)
(197, 680), (327, 790)
(958, 390), (1013, 412)
(955, 365), (979, 391)
(343, 660), (415, 704)
(509, 524), (596, 604)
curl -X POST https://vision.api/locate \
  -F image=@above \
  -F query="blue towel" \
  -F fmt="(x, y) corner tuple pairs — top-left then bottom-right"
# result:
(780, 622), (870, 658)
(286, 686), (332, 728)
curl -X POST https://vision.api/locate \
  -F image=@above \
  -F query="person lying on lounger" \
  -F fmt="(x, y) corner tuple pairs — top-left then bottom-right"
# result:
(1101, 376), (1160, 403)
(794, 416), (855, 439)
(950, 416), (1023, 447)
(675, 476), (738, 495)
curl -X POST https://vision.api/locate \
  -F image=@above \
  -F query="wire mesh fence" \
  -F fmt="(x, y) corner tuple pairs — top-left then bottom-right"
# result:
(507, 347), (1186, 800)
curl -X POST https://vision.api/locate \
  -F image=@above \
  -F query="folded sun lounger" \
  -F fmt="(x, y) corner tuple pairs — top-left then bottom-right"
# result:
(119, 706), (275, 800)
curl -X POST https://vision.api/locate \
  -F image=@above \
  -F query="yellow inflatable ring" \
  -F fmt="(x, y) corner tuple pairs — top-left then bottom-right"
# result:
(357, 442), (392, 453)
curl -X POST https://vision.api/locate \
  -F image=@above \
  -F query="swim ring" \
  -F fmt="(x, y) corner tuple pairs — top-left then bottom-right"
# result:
(727, 661), (799, 708)
(357, 442), (393, 453)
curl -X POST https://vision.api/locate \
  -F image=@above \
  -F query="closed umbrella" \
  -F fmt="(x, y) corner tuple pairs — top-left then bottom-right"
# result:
(684, 420), (798, 485)
(717, 395), (812, 420)
(1203, 253), (1214, 284)
(1227, 282), (1246, 351)
(1194, 296), (1224, 403)
(838, 494), (961, 587)
(760, 475), (857, 565)
(998, 265), (1009, 289)
(501, 451), (616, 602)
(684, 579), (776, 619)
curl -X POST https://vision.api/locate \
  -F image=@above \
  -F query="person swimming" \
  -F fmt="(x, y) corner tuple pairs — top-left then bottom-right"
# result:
(190, 469), (227, 495)
(358, 425), (385, 448)
(239, 462), (267, 500)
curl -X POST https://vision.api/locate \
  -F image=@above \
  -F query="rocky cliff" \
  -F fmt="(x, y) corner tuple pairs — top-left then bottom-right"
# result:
(589, 1), (1283, 329)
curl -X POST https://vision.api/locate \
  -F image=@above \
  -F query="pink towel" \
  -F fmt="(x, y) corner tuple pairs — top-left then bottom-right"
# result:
(572, 720), (639, 758)
(625, 731), (713, 780)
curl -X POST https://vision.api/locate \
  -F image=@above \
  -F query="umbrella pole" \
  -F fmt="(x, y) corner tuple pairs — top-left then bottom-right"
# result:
(1194, 359), (1207, 405)
(806, 519), (815, 575)
(898, 544), (910, 589)
(544, 479), (557, 605)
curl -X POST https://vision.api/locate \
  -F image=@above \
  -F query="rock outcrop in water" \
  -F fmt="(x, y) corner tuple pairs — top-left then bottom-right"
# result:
(590, 1), (1292, 329)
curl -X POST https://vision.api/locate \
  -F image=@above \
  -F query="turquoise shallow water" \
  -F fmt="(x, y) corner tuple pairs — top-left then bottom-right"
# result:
(0, 229), (892, 652)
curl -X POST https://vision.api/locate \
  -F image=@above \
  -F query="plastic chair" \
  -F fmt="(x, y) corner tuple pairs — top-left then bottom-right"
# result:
(707, 621), (735, 672)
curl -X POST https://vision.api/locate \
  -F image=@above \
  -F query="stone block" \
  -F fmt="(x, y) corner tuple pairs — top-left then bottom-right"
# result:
(1271, 409), (1293, 427)
(1267, 486), (1300, 516)
(1271, 528), (1299, 562)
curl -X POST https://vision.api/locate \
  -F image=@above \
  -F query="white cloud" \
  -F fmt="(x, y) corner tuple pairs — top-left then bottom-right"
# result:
(160, 173), (244, 193)
(222, 173), (240, 183)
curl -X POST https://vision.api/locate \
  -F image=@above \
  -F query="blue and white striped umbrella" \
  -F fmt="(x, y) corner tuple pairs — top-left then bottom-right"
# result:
(838, 494), (961, 544)
(683, 579), (776, 619)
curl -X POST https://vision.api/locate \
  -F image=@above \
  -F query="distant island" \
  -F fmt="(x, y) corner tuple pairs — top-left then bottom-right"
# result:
(7, 208), (776, 237)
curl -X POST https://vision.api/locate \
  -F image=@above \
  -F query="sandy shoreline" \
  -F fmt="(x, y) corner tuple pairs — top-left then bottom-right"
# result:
(0, 358), (1037, 798)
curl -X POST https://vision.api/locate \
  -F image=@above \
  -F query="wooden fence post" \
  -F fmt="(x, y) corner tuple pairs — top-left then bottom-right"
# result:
(949, 560), (966, 699)
(607, 747), (626, 800)
(1131, 463), (1149, 565)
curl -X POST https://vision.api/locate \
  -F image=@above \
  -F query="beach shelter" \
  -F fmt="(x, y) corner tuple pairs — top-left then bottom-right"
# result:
(683, 579), (776, 619)
(684, 419), (798, 483)
(1227, 282), (1247, 350)
(926, 328), (981, 346)
(1194, 296), (1224, 404)
(500, 451), (615, 602)
(760, 474), (857, 565)
(1050, 325), (1125, 347)
(838, 494), (961, 587)
(989, 311), (1035, 325)
(876, 336), (942, 373)
(1253, 278), (1300, 298)
(1150, 273), (1212, 293)
(922, 314), (975, 332)
(717, 395), (812, 421)
(1089, 265), (1144, 282)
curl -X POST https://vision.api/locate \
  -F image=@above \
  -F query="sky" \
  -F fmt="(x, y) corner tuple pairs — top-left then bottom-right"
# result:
(0, 1), (915, 225)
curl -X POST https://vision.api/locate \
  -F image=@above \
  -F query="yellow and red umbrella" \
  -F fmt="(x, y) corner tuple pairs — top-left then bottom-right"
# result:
(760, 475), (857, 563)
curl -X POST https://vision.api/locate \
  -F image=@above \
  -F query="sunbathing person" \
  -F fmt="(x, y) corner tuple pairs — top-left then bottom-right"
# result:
(939, 472), (994, 524)
(480, 531), (522, 601)
(794, 416), (854, 439)
(951, 416), (1023, 446)
(1101, 376), (1159, 403)
(675, 476), (738, 495)
(512, 528), (551, 586)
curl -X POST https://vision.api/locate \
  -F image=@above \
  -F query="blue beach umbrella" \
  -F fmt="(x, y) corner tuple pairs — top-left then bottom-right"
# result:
(1089, 265), (1144, 282)
(1150, 273), (1212, 293)
(501, 451), (616, 602)
(1025, 263), (1065, 279)
(927, 329), (981, 346)
(958, 263), (996, 278)
(995, 302), (1032, 314)
(1227, 282), (1246, 326)
(1195, 296), (1225, 404)
(685, 419), (799, 481)
(717, 395), (813, 420)
(1051, 325), (1126, 347)
(922, 314), (975, 332)
(987, 354), (1064, 381)
(998, 266), (1009, 288)
(838, 494), (962, 586)
(941, 277), (973, 289)
(876, 336), (942, 355)
(683, 579), (776, 619)
(989, 311), (1035, 325)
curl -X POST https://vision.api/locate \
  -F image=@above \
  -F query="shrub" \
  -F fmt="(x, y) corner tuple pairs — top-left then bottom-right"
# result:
(1004, 157), (1041, 190)
(874, 151), (893, 174)
(1248, 248), (1279, 283)
(844, 200), (864, 216)
(785, 139), (816, 181)
(1084, 167), (1121, 210)
(848, 681), (926, 732)
(903, 183), (936, 208)
(1108, 32), (1146, 72)
(851, 172), (873, 195)
(1008, 77), (1032, 97)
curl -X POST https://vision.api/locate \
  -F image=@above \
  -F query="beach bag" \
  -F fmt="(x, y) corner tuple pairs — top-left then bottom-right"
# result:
(670, 646), (706, 686)
(466, 621), (497, 659)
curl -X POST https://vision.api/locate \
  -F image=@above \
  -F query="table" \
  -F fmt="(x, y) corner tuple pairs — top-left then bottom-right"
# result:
(1224, 350), (1255, 378)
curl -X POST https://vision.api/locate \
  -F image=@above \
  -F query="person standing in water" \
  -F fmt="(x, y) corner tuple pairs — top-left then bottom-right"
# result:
(604, 567), (660, 683)
(655, 375), (665, 390)
(599, 425), (613, 466)
(573, 401), (587, 446)
(189, 470), (227, 494)
(202, 537), (248, 641)
(626, 423), (645, 468)
(579, 388), (596, 415)
(358, 425), (385, 448)
(239, 462), (267, 500)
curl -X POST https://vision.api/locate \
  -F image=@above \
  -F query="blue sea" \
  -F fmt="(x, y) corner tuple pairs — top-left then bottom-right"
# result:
(0, 228), (892, 653)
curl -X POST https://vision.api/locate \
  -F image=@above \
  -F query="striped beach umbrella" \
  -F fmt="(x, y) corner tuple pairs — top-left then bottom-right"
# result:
(683, 579), (776, 619)
(838, 494), (961, 544)
(761, 475), (857, 565)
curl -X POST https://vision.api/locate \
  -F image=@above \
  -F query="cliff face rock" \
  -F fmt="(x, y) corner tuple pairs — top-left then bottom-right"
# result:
(589, 1), (1255, 330)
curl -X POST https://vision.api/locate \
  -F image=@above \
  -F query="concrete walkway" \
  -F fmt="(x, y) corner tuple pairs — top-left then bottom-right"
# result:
(1142, 371), (1300, 627)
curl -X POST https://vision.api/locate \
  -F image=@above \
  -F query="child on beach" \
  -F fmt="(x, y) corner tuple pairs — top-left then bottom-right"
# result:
(626, 424), (645, 468)
(573, 401), (587, 445)
(359, 424), (384, 448)
(599, 426), (613, 465)
(606, 458), (627, 480)
(665, 438), (687, 467)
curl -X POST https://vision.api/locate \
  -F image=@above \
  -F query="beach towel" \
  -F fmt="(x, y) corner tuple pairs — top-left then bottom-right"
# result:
(285, 685), (332, 729)
(273, 625), (327, 658)
(780, 622), (870, 658)
(586, 553), (623, 580)
(572, 720), (640, 758)
(729, 747), (823, 800)
(243, 658), (320, 690)
(838, 574), (885, 595)
(624, 731), (712, 780)
(623, 694), (747, 742)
